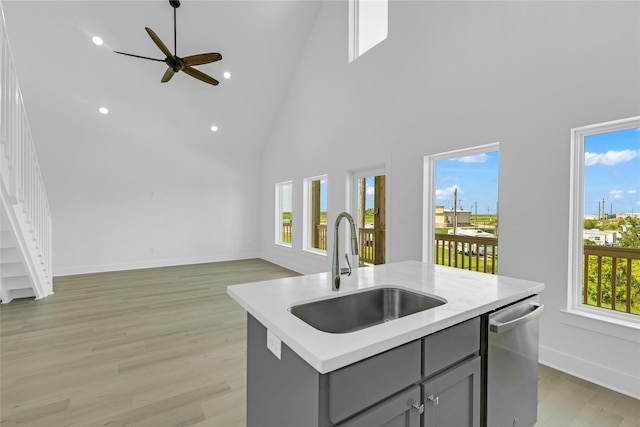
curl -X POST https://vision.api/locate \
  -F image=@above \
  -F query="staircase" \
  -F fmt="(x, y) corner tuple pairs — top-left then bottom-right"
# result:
(0, 4), (53, 303)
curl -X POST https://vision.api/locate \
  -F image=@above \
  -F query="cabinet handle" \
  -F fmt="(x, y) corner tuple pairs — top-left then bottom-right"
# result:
(427, 395), (439, 406)
(412, 402), (424, 414)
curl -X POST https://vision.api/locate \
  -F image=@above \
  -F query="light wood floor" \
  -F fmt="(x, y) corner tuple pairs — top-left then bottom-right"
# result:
(1, 259), (638, 426)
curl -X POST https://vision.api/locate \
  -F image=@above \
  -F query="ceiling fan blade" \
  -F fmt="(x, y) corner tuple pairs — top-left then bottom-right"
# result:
(114, 51), (165, 62)
(182, 53), (222, 67)
(145, 27), (172, 58)
(161, 67), (175, 83)
(183, 66), (219, 86)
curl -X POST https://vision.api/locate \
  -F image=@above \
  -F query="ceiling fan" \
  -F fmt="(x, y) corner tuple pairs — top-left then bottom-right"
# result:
(114, 0), (222, 86)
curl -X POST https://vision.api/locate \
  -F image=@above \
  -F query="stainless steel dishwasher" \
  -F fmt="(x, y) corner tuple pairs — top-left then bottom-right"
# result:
(481, 295), (544, 427)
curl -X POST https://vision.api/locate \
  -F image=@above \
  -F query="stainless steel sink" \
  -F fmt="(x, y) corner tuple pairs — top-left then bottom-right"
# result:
(288, 287), (446, 333)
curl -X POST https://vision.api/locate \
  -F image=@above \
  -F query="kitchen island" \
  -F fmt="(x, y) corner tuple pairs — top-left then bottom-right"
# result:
(227, 260), (544, 427)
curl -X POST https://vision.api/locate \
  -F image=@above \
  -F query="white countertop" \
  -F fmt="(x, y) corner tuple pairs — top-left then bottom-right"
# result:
(227, 260), (544, 374)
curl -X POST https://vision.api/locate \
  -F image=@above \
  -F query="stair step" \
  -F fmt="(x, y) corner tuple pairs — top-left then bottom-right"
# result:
(1, 247), (21, 263)
(0, 230), (16, 249)
(1, 261), (26, 278)
(1, 275), (32, 291)
(9, 287), (36, 299)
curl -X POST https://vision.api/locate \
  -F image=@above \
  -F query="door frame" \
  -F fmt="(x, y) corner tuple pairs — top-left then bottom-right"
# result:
(347, 164), (390, 266)
(422, 142), (500, 264)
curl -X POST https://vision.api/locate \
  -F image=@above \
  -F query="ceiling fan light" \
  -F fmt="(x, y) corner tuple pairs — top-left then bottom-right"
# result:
(92, 36), (103, 46)
(223, 72), (231, 79)
(99, 107), (109, 115)
(210, 125), (219, 132)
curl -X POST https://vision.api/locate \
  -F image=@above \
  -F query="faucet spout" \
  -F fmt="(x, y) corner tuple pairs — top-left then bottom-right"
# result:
(332, 212), (359, 291)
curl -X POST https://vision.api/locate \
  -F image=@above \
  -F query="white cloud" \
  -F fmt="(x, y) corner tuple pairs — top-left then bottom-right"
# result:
(628, 189), (637, 195)
(456, 154), (488, 163)
(584, 149), (640, 166)
(366, 186), (375, 196)
(435, 185), (463, 200)
(609, 189), (625, 200)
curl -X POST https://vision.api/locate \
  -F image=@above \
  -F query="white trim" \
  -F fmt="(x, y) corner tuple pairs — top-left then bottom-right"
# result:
(567, 116), (640, 316)
(53, 253), (261, 277)
(539, 347), (640, 400)
(347, 163), (391, 265)
(422, 142), (500, 264)
(348, 0), (359, 63)
(559, 309), (639, 342)
(275, 180), (293, 248)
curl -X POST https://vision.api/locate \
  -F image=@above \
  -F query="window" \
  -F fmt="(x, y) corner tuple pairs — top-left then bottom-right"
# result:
(569, 117), (640, 321)
(303, 176), (328, 253)
(355, 174), (386, 266)
(275, 181), (293, 247)
(423, 143), (500, 274)
(349, 0), (388, 62)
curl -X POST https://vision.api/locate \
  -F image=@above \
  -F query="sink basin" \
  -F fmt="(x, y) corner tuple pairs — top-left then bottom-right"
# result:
(288, 287), (446, 333)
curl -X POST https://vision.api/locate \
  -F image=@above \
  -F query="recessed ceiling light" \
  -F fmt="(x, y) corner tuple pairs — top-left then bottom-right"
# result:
(223, 72), (231, 79)
(92, 36), (103, 46)
(99, 107), (109, 115)
(210, 125), (219, 132)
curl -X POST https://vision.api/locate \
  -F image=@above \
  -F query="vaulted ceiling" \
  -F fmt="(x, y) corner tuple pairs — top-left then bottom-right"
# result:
(2, 0), (321, 163)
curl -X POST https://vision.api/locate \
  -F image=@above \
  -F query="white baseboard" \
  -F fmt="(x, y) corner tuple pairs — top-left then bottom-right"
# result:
(539, 344), (640, 400)
(259, 252), (309, 275)
(54, 252), (260, 277)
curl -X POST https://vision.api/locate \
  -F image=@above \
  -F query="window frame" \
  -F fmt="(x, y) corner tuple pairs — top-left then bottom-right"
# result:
(303, 175), (328, 256)
(568, 116), (640, 324)
(348, 0), (388, 63)
(422, 142), (500, 265)
(275, 180), (293, 248)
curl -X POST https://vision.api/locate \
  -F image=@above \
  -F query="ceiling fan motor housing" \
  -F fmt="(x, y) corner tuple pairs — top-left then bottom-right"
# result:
(169, 1), (180, 8)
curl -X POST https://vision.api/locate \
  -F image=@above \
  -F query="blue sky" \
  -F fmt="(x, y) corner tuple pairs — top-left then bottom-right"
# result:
(435, 151), (500, 215)
(584, 127), (640, 215)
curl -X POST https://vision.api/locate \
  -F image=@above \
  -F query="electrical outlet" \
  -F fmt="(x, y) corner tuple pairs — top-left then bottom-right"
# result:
(266, 329), (281, 360)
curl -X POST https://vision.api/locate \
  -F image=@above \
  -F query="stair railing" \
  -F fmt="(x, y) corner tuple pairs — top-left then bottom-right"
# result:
(1, 5), (53, 299)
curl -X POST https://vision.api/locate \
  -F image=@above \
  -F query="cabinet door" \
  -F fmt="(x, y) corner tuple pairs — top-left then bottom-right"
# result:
(422, 356), (480, 427)
(337, 386), (421, 427)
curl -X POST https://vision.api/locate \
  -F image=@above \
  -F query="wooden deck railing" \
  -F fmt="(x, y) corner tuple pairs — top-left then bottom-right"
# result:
(280, 223), (639, 315)
(434, 233), (498, 274)
(281, 223), (328, 249)
(281, 221), (292, 243)
(317, 224), (327, 250)
(359, 228), (375, 265)
(583, 245), (640, 314)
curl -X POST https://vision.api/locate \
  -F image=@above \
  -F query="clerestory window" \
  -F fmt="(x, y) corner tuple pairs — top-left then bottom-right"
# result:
(349, 0), (388, 62)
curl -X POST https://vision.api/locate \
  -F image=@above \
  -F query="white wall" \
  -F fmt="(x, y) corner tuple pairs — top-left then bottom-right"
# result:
(48, 133), (262, 276)
(259, 1), (640, 397)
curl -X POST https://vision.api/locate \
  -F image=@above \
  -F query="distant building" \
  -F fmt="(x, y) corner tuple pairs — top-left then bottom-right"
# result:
(583, 229), (619, 245)
(435, 205), (472, 227)
(615, 213), (640, 220)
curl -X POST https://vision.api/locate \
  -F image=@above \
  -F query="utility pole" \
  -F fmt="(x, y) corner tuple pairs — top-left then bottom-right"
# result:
(453, 188), (458, 236)
(474, 201), (478, 227)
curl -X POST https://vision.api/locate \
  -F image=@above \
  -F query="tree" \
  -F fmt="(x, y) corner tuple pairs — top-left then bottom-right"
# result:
(584, 219), (598, 229)
(617, 217), (640, 248)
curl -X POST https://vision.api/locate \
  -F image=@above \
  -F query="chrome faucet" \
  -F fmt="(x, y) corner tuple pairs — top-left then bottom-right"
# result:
(332, 212), (359, 291)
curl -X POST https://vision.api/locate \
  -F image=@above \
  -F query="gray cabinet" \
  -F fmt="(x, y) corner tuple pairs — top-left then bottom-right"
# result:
(246, 314), (481, 427)
(338, 386), (421, 427)
(422, 356), (481, 427)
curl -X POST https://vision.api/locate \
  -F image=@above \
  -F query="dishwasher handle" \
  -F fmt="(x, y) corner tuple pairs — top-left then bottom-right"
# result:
(489, 303), (544, 334)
